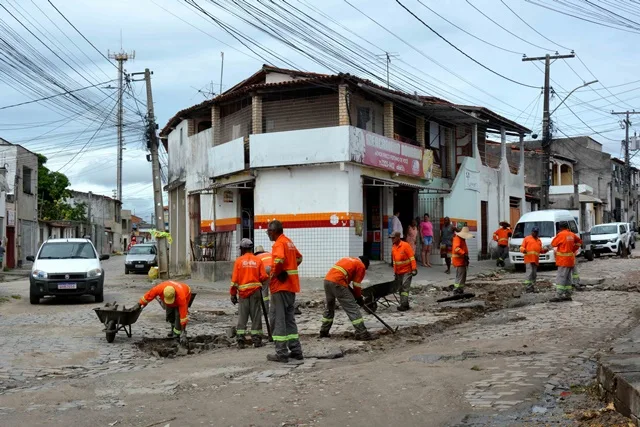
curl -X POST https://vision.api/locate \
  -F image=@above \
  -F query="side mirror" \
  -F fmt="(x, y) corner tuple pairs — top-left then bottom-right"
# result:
(99, 254), (110, 261)
(26, 255), (35, 262)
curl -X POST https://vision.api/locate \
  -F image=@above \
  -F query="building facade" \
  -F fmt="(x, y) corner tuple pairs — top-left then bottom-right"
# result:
(67, 190), (123, 254)
(162, 66), (529, 276)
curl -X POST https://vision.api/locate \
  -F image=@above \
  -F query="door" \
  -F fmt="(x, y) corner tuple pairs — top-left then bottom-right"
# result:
(6, 226), (15, 268)
(481, 201), (489, 258)
(240, 190), (254, 241)
(509, 197), (521, 228)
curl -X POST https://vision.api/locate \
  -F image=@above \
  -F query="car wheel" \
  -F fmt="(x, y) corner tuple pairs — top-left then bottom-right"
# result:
(29, 292), (39, 305)
(95, 291), (104, 303)
(125, 269), (129, 275)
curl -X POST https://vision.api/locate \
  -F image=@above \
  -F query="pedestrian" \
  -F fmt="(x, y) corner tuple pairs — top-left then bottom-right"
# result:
(0, 241), (6, 265)
(519, 227), (545, 293)
(254, 245), (275, 334)
(414, 216), (422, 263)
(406, 220), (418, 254)
(266, 220), (304, 363)
(133, 280), (192, 345)
(440, 217), (455, 274)
(452, 226), (474, 295)
(230, 238), (268, 349)
(550, 222), (582, 302)
(493, 221), (512, 267)
(391, 231), (417, 311)
(421, 213), (433, 267)
(319, 256), (376, 341)
(391, 210), (403, 238)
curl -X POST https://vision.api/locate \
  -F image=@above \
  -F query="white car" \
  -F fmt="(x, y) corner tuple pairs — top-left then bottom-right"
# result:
(27, 238), (110, 304)
(590, 222), (632, 257)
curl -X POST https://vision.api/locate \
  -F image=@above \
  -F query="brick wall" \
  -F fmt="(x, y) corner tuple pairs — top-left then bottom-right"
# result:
(416, 117), (425, 147)
(384, 102), (394, 138)
(252, 95), (263, 134)
(187, 119), (195, 137)
(211, 106), (221, 146)
(220, 105), (252, 143)
(262, 94), (338, 133)
(338, 85), (349, 126)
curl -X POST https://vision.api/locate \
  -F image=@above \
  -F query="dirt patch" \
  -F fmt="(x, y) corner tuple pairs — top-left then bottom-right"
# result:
(135, 334), (235, 358)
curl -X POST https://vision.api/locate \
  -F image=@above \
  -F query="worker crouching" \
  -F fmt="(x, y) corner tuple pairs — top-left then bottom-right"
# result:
(391, 231), (417, 311)
(452, 227), (474, 295)
(320, 256), (377, 341)
(134, 280), (192, 345)
(230, 238), (268, 349)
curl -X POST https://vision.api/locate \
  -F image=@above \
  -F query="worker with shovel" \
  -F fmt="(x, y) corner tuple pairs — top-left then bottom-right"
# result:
(319, 256), (377, 341)
(550, 222), (582, 302)
(452, 226), (474, 295)
(520, 227), (546, 293)
(133, 280), (191, 345)
(391, 231), (418, 311)
(230, 238), (269, 349)
(254, 245), (275, 334)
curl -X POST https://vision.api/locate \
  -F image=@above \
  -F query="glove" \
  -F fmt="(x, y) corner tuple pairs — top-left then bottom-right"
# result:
(411, 269), (418, 277)
(131, 303), (141, 311)
(230, 295), (238, 305)
(355, 296), (364, 307)
(276, 271), (289, 283)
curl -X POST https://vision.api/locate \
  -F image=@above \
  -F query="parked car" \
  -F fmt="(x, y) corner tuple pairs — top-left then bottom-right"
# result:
(590, 222), (632, 256)
(27, 238), (110, 304)
(125, 243), (157, 274)
(509, 210), (590, 271)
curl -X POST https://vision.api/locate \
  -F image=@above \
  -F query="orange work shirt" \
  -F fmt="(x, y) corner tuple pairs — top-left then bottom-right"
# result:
(325, 257), (367, 298)
(452, 235), (469, 267)
(270, 234), (303, 294)
(392, 240), (417, 275)
(140, 281), (191, 328)
(520, 235), (544, 265)
(493, 227), (511, 247)
(230, 253), (268, 298)
(551, 229), (582, 267)
(255, 252), (273, 276)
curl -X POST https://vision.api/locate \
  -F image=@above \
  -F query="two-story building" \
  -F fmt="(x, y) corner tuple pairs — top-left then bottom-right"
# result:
(161, 65), (529, 277)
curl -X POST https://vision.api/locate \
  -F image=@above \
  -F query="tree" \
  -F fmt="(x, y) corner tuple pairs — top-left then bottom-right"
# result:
(37, 154), (86, 221)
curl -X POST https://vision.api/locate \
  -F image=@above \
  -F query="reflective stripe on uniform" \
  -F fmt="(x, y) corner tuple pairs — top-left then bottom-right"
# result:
(555, 284), (573, 290)
(498, 238), (508, 243)
(321, 317), (333, 323)
(331, 265), (349, 277)
(557, 252), (575, 257)
(230, 282), (238, 288)
(140, 297), (149, 304)
(352, 318), (364, 325)
(251, 330), (262, 335)
(287, 334), (299, 340)
(263, 296), (270, 301)
(452, 254), (463, 258)
(272, 335), (288, 342)
(238, 282), (262, 290)
(274, 258), (284, 264)
(236, 329), (245, 334)
(173, 328), (182, 335)
(286, 269), (299, 275)
(523, 280), (532, 284)
(393, 259), (412, 265)
(180, 317), (188, 323)
(400, 292), (409, 296)
(572, 274), (580, 278)
(454, 283), (463, 288)
(353, 282), (362, 288)
(526, 251), (539, 255)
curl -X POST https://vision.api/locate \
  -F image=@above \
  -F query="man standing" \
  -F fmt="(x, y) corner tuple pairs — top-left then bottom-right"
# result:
(320, 256), (376, 340)
(452, 226), (474, 295)
(440, 217), (456, 274)
(267, 220), (303, 363)
(519, 227), (545, 293)
(493, 221), (512, 267)
(391, 231), (417, 311)
(134, 280), (191, 344)
(551, 222), (582, 302)
(230, 239), (268, 349)
(254, 245), (275, 329)
(421, 213), (433, 268)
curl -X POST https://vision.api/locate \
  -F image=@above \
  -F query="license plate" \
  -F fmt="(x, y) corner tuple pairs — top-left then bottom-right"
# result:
(58, 283), (77, 289)
(135, 264), (144, 268)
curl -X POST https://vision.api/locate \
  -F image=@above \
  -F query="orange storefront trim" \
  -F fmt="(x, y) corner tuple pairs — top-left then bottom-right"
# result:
(215, 217), (240, 232)
(254, 212), (363, 229)
(200, 220), (214, 233)
(440, 217), (478, 232)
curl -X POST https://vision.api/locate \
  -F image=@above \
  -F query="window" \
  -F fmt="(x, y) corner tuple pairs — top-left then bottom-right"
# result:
(129, 245), (156, 255)
(568, 221), (579, 234)
(38, 242), (96, 259)
(357, 107), (371, 131)
(620, 225), (626, 234)
(22, 166), (32, 194)
(513, 221), (555, 238)
(180, 128), (184, 146)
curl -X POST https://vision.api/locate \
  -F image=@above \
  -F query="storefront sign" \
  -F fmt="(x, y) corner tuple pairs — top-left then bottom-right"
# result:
(352, 128), (431, 179)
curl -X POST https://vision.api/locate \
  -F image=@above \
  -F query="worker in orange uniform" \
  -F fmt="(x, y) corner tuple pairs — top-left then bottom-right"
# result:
(254, 245), (275, 331)
(133, 280), (192, 345)
(452, 226), (474, 295)
(493, 221), (512, 267)
(550, 222), (582, 302)
(266, 220), (303, 363)
(391, 231), (417, 311)
(230, 238), (269, 348)
(320, 256), (376, 340)
(519, 226), (546, 293)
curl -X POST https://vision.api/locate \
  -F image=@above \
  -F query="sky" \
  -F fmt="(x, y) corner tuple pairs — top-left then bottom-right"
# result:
(1, 0), (639, 220)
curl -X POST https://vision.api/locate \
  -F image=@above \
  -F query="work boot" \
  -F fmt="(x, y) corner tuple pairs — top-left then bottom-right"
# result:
(287, 352), (304, 360)
(550, 295), (572, 303)
(355, 330), (378, 341)
(453, 287), (464, 295)
(319, 330), (331, 338)
(267, 353), (289, 363)
(397, 305), (410, 312)
(252, 337), (264, 348)
(574, 284), (586, 292)
(525, 286), (537, 294)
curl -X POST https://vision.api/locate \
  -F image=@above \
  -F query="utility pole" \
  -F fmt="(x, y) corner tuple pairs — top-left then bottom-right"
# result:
(611, 111), (640, 221)
(108, 49), (134, 203)
(132, 68), (168, 279)
(523, 52), (575, 209)
(376, 52), (399, 88)
(219, 52), (224, 95)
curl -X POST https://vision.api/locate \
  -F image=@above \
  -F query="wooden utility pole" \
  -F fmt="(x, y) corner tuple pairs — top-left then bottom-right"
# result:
(611, 111), (640, 221)
(523, 52), (575, 209)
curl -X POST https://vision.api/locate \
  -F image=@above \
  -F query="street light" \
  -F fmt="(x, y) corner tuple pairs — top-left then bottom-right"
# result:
(551, 80), (598, 116)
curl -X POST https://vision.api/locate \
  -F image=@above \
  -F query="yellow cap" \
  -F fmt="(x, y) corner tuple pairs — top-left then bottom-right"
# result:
(163, 286), (176, 304)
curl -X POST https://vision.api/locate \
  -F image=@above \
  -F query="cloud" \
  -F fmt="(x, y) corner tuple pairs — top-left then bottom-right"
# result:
(70, 150), (152, 188)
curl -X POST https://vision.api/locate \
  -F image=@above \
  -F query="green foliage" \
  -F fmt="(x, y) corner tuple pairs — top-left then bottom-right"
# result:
(37, 154), (86, 221)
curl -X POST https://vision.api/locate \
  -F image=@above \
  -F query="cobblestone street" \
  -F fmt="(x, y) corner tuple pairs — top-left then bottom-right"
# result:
(1, 255), (639, 426)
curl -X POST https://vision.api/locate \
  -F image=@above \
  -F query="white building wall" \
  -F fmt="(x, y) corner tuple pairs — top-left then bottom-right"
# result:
(209, 136), (244, 178)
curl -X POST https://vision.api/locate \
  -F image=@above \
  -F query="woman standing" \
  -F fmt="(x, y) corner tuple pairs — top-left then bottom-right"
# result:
(421, 213), (433, 267)
(406, 220), (418, 254)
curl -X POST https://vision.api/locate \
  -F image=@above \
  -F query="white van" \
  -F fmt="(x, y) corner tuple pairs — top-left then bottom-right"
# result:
(508, 210), (580, 271)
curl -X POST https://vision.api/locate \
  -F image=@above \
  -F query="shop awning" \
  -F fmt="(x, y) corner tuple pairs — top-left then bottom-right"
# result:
(362, 176), (449, 194)
(188, 177), (255, 195)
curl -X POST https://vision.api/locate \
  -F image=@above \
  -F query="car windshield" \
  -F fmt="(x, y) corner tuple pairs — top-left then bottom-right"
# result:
(513, 221), (555, 238)
(591, 225), (618, 235)
(129, 245), (155, 255)
(38, 242), (96, 259)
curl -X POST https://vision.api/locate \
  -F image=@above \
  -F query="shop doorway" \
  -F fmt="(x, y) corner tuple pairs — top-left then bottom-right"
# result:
(240, 189), (254, 241)
(364, 186), (382, 260)
(393, 188), (417, 236)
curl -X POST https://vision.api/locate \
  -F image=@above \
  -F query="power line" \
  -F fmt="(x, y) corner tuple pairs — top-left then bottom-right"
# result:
(0, 79), (116, 110)
(499, 0), (572, 51)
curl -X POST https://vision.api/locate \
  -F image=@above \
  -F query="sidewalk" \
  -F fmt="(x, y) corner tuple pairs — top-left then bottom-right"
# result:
(184, 258), (503, 292)
(597, 324), (640, 424)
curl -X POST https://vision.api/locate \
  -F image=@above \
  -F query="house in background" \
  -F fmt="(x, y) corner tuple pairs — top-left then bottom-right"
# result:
(161, 65), (529, 277)
(67, 190), (123, 254)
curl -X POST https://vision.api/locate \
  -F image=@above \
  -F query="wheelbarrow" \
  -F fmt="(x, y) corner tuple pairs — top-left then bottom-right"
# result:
(93, 303), (143, 343)
(361, 279), (401, 313)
